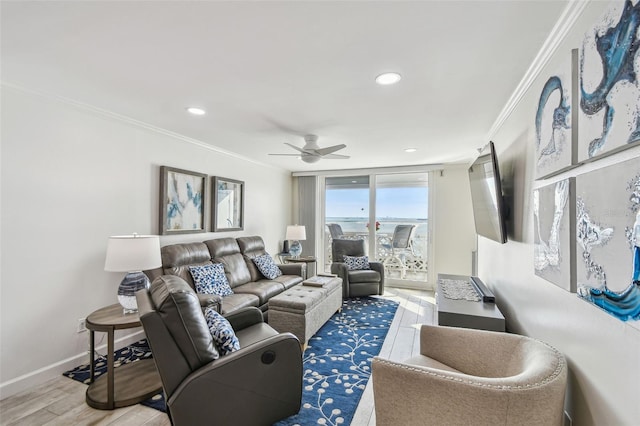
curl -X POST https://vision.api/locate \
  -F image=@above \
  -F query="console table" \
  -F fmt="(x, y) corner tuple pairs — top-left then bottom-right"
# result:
(85, 304), (162, 409)
(436, 273), (505, 332)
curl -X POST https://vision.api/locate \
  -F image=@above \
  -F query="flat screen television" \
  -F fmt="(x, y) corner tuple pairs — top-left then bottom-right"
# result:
(468, 141), (508, 244)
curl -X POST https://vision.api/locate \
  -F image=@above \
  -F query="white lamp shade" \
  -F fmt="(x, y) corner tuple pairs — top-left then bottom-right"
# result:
(104, 235), (162, 272)
(286, 225), (306, 241)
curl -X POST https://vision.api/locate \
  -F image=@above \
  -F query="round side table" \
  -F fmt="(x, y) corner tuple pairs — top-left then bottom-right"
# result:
(85, 304), (162, 410)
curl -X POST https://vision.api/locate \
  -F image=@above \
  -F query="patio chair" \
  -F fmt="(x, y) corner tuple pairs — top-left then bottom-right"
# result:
(327, 223), (345, 239)
(380, 224), (418, 278)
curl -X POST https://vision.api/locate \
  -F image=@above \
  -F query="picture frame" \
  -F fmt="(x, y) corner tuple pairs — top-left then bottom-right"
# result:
(534, 49), (578, 179)
(533, 178), (576, 292)
(159, 166), (207, 235)
(575, 157), (640, 325)
(578, 1), (640, 163)
(212, 176), (244, 232)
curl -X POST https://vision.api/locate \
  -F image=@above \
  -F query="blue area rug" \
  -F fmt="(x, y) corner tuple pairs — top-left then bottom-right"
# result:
(63, 296), (398, 424)
(62, 339), (166, 411)
(276, 296), (398, 426)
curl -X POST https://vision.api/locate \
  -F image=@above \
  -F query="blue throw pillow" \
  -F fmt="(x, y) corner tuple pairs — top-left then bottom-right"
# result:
(189, 263), (233, 296)
(204, 307), (240, 355)
(252, 253), (283, 280)
(344, 255), (370, 271)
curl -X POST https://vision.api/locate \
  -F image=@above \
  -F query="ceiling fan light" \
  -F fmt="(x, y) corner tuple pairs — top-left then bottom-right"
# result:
(375, 72), (402, 85)
(186, 107), (206, 116)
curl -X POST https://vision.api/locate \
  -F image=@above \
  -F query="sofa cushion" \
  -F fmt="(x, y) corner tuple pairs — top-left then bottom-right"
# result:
(188, 263), (233, 297)
(160, 242), (213, 290)
(205, 238), (252, 287)
(234, 281), (286, 305)
(271, 274), (304, 290)
(150, 275), (219, 369)
(204, 306), (240, 355)
(253, 254), (283, 280)
(348, 269), (381, 283)
(219, 293), (261, 315)
(344, 255), (370, 270)
(237, 236), (268, 281)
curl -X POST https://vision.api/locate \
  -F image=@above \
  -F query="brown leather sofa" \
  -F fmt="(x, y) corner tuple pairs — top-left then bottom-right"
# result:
(146, 236), (305, 317)
(136, 275), (303, 425)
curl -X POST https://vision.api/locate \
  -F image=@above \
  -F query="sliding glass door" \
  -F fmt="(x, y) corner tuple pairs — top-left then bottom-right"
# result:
(324, 176), (370, 269)
(322, 172), (430, 287)
(375, 173), (428, 284)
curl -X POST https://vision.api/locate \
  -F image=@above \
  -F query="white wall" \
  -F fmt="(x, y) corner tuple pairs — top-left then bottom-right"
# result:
(478, 2), (640, 424)
(0, 86), (293, 397)
(432, 165), (476, 283)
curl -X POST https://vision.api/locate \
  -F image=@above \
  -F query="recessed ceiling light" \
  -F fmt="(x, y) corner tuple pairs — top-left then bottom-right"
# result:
(186, 107), (206, 116)
(404, 148), (417, 153)
(375, 72), (402, 85)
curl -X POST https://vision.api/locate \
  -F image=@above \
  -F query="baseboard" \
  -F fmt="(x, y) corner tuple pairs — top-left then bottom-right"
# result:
(0, 330), (145, 400)
(387, 281), (435, 292)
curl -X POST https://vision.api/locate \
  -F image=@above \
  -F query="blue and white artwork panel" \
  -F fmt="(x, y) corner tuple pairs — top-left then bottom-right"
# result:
(535, 51), (576, 179)
(534, 179), (575, 292)
(575, 156), (640, 326)
(578, 0), (640, 163)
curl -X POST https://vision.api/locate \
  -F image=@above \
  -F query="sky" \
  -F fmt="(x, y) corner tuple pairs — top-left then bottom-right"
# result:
(326, 187), (428, 219)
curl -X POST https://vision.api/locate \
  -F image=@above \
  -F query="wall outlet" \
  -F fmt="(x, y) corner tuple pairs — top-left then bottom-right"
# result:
(77, 318), (87, 333)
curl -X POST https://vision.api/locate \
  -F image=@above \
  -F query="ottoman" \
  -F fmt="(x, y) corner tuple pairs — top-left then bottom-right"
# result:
(268, 277), (342, 348)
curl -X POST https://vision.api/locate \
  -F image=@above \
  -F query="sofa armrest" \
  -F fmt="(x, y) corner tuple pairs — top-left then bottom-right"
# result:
(278, 262), (305, 277)
(369, 261), (385, 295)
(198, 294), (222, 312)
(224, 306), (264, 331)
(331, 263), (350, 297)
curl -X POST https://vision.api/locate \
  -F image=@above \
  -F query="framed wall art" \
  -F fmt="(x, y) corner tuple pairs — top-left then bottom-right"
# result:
(578, 0), (640, 163)
(575, 156), (640, 325)
(535, 49), (578, 179)
(213, 176), (244, 232)
(534, 178), (576, 292)
(159, 166), (207, 235)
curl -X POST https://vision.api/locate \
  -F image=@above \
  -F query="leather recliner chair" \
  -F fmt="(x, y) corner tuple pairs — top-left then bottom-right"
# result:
(330, 239), (384, 298)
(136, 275), (303, 426)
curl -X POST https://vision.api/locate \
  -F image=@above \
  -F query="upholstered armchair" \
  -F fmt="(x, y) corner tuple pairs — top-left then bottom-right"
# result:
(372, 325), (567, 426)
(330, 239), (384, 298)
(136, 275), (302, 426)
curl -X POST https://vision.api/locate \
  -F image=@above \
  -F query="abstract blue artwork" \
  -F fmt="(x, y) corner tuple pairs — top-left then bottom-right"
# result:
(535, 51), (576, 179)
(534, 179), (576, 291)
(575, 156), (640, 325)
(579, 0), (640, 162)
(160, 166), (207, 235)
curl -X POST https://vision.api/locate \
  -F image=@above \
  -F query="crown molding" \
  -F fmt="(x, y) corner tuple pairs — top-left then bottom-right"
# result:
(486, 0), (589, 141)
(1, 81), (287, 173)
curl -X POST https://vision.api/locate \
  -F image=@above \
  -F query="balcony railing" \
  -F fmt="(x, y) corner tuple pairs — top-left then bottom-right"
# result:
(324, 221), (428, 281)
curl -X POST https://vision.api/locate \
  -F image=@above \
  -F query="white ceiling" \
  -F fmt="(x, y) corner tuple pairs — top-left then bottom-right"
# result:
(1, 1), (569, 172)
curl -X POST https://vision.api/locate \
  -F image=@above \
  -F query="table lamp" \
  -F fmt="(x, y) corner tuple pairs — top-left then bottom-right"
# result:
(104, 234), (162, 314)
(286, 225), (306, 258)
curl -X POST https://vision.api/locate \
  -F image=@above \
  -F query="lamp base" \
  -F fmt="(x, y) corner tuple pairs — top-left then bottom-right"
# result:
(289, 240), (302, 258)
(117, 271), (150, 314)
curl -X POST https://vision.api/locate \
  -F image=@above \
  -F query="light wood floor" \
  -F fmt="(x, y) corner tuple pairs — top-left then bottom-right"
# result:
(0, 287), (434, 426)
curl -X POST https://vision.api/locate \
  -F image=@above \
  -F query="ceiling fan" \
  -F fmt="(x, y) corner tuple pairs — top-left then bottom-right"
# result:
(269, 134), (350, 163)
